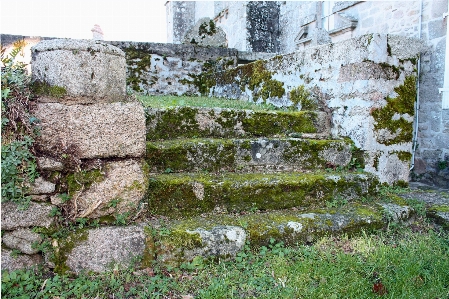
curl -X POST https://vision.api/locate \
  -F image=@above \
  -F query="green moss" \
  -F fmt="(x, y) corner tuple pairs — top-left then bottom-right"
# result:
(66, 169), (104, 196)
(53, 228), (89, 274)
(146, 172), (379, 218)
(122, 46), (152, 92)
(190, 59), (285, 100)
(146, 107), (321, 140)
(371, 76), (416, 145)
(282, 139), (352, 169)
(393, 151), (412, 162)
(289, 85), (317, 110)
(32, 81), (67, 98)
(242, 111), (318, 136)
(146, 139), (236, 173)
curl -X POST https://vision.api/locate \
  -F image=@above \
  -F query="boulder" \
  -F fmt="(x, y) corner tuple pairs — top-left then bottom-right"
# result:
(27, 177), (55, 195)
(32, 101), (146, 159)
(1, 249), (43, 271)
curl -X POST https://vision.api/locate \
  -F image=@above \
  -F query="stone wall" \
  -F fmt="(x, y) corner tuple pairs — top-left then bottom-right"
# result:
(205, 34), (423, 185)
(188, 0), (449, 187)
(1, 34), (239, 97)
(1, 39), (149, 273)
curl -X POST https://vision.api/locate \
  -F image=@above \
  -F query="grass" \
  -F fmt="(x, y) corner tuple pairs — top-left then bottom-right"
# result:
(2, 222), (449, 299)
(138, 95), (283, 111)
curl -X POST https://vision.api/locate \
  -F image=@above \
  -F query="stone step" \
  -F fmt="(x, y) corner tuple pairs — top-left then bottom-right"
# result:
(151, 201), (413, 265)
(146, 172), (379, 218)
(145, 107), (329, 140)
(146, 138), (360, 173)
(54, 200), (414, 274)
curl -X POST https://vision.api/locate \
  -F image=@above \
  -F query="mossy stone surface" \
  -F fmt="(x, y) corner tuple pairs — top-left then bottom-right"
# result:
(145, 107), (322, 140)
(146, 172), (380, 218)
(371, 76), (416, 145)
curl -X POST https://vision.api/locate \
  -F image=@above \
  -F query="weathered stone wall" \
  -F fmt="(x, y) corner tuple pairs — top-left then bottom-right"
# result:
(108, 41), (238, 95)
(189, 0), (449, 187)
(206, 34), (423, 185)
(1, 35), (239, 97)
(1, 39), (149, 273)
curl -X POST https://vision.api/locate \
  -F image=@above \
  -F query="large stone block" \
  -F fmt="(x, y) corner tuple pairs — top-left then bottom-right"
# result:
(1, 202), (54, 230)
(70, 159), (149, 219)
(32, 101), (146, 159)
(65, 226), (146, 273)
(31, 39), (126, 100)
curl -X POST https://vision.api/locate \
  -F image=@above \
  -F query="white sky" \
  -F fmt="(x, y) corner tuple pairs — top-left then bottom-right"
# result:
(0, 0), (168, 43)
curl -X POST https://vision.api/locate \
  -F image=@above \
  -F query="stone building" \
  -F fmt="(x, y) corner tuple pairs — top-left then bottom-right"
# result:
(166, 0), (449, 187)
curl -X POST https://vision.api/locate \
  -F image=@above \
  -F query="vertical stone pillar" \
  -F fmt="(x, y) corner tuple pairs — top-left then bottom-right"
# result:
(30, 39), (148, 220)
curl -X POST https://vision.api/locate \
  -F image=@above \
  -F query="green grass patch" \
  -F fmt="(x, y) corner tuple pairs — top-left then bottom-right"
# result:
(3, 225), (449, 299)
(138, 95), (282, 111)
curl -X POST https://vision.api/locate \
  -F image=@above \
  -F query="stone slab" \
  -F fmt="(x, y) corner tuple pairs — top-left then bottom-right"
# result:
(2, 228), (43, 255)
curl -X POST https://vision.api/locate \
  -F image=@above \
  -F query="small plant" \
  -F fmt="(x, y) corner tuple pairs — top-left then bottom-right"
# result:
(437, 160), (448, 170)
(289, 85), (317, 110)
(326, 196), (348, 208)
(1, 40), (39, 209)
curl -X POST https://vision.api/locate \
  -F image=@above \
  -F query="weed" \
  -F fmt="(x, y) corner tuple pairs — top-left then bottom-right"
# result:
(326, 196), (348, 208)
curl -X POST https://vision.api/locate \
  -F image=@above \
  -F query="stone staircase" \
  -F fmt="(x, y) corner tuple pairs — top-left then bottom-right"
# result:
(142, 104), (409, 265)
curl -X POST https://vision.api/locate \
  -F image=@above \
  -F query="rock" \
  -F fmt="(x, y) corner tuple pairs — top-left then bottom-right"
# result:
(65, 226), (146, 273)
(380, 203), (413, 221)
(73, 159), (149, 219)
(2, 228), (43, 254)
(183, 18), (227, 48)
(31, 39), (126, 100)
(159, 226), (246, 264)
(37, 156), (64, 171)
(27, 177), (55, 195)
(1, 249), (43, 271)
(1, 201), (54, 230)
(185, 226), (246, 259)
(32, 101), (146, 159)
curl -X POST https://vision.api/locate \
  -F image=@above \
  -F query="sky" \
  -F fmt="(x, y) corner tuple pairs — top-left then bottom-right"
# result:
(0, 0), (168, 43)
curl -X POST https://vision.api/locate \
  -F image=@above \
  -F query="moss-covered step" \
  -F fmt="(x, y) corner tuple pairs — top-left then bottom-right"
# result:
(146, 172), (379, 218)
(146, 138), (358, 173)
(150, 201), (413, 265)
(145, 107), (328, 140)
